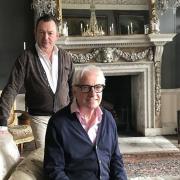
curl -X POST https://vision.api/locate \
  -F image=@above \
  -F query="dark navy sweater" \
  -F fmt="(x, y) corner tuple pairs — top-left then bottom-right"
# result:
(44, 105), (127, 180)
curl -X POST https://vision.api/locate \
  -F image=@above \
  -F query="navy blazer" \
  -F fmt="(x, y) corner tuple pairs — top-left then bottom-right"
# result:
(44, 105), (127, 180)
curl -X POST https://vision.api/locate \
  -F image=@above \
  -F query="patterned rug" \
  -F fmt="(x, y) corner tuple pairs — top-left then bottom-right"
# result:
(123, 151), (180, 179)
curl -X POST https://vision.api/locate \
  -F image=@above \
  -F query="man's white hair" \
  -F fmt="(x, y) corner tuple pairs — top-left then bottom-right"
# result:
(72, 65), (106, 86)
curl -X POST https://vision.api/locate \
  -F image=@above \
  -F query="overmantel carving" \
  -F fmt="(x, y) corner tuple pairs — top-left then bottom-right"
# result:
(62, 0), (148, 10)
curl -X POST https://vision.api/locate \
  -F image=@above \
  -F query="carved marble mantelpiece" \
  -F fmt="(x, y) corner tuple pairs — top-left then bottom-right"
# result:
(56, 34), (176, 136)
(57, 34), (174, 49)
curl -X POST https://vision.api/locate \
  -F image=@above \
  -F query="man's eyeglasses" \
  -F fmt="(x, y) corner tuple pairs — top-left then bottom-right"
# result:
(75, 84), (105, 93)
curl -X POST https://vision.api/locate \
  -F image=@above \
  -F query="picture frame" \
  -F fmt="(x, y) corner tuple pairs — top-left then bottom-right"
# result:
(115, 11), (149, 35)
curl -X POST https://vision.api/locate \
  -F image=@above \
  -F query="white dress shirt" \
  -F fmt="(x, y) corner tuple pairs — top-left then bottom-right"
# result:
(35, 43), (59, 93)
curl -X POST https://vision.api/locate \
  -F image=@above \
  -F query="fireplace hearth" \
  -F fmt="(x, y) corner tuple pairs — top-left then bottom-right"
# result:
(102, 76), (132, 135)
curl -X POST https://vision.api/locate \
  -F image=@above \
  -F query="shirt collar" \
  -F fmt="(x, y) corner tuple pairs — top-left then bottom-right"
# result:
(35, 43), (58, 57)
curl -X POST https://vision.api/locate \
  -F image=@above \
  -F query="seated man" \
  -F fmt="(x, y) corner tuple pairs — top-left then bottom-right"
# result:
(44, 65), (127, 180)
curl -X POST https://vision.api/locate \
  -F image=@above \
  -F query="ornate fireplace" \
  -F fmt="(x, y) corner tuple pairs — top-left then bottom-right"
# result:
(56, 34), (175, 136)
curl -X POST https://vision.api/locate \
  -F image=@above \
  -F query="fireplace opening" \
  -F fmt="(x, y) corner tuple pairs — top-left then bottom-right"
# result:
(102, 75), (139, 136)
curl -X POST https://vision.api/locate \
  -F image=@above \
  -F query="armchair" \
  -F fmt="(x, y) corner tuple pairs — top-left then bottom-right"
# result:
(6, 94), (35, 155)
(8, 117), (34, 154)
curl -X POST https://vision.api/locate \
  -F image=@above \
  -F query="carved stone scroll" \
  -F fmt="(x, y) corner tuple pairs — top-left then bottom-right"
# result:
(56, 0), (63, 33)
(153, 45), (164, 127)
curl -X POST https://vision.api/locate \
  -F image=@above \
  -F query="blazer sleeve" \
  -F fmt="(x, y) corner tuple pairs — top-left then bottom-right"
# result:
(0, 53), (26, 126)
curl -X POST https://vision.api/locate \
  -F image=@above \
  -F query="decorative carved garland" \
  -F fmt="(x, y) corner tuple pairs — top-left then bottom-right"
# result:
(69, 47), (153, 63)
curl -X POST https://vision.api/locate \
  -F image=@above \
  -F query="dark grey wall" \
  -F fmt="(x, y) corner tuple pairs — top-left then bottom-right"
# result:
(175, 8), (180, 87)
(160, 8), (179, 88)
(0, 0), (34, 89)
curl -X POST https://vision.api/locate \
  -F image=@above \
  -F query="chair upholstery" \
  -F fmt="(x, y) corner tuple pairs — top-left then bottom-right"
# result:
(8, 148), (44, 180)
(8, 124), (34, 145)
(0, 132), (20, 180)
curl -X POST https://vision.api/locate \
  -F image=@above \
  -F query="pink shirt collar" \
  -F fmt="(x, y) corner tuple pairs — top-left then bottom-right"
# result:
(70, 99), (103, 143)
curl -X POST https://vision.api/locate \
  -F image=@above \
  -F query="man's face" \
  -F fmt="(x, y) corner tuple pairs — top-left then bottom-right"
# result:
(35, 20), (59, 51)
(74, 71), (104, 111)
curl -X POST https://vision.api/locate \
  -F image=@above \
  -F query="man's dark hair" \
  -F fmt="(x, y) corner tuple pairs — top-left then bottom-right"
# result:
(35, 14), (58, 31)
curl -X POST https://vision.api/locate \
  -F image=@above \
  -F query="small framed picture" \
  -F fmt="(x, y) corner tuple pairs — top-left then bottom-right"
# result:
(116, 11), (149, 35)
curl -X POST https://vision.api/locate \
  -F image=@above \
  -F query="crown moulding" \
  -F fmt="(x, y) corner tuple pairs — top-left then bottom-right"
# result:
(62, 0), (148, 10)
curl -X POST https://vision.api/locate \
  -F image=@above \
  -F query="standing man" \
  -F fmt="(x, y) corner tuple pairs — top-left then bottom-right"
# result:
(0, 14), (75, 148)
(44, 65), (127, 180)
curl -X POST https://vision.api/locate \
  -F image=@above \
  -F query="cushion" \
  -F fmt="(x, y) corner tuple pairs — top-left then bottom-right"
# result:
(8, 148), (44, 180)
(0, 133), (20, 179)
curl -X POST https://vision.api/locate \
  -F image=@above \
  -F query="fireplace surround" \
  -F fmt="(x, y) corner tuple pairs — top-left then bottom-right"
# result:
(56, 34), (175, 136)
